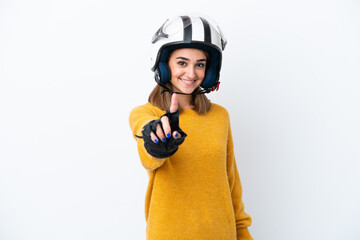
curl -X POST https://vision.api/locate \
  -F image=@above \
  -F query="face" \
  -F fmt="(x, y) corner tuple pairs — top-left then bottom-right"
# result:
(168, 48), (207, 94)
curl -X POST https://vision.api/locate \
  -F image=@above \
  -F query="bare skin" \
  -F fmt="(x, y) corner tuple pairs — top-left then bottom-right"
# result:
(150, 48), (207, 144)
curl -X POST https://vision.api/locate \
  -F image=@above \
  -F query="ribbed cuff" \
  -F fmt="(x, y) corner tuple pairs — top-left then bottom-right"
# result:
(237, 227), (254, 240)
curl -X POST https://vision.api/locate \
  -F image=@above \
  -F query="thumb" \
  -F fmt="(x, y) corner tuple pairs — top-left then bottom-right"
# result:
(169, 93), (178, 113)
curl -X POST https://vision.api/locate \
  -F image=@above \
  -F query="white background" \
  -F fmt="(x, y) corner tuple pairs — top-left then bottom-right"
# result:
(1, 0), (359, 239)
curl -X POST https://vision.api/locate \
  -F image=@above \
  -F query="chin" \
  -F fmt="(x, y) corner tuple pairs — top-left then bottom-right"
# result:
(171, 80), (202, 94)
(178, 87), (198, 94)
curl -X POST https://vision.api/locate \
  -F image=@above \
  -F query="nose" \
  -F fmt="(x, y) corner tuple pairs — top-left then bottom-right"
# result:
(185, 66), (197, 80)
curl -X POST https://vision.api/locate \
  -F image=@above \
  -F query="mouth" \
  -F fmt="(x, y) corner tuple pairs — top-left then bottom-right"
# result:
(179, 78), (197, 86)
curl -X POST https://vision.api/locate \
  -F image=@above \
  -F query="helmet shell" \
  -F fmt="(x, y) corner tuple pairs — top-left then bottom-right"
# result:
(151, 15), (227, 90)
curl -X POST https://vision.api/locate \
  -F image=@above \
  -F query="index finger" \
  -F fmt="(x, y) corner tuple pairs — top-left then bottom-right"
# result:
(170, 93), (178, 113)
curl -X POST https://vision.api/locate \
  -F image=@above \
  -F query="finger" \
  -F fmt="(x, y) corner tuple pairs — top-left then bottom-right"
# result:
(172, 131), (181, 139)
(150, 132), (159, 144)
(161, 116), (171, 138)
(170, 93), (178, 113)
(156, 123), (167, 142)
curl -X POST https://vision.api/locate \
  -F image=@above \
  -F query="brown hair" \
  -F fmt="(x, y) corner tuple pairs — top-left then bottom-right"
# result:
(148, 83), (211, 115)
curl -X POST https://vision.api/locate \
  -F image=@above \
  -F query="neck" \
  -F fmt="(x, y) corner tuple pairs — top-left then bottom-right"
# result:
(177, 93), (194, 109)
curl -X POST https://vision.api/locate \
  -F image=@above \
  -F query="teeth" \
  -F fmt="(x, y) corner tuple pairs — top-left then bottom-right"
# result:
(180, 78), (195, 83)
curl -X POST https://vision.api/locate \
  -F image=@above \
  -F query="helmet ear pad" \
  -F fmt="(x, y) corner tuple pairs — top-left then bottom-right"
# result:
(158, 63), (171, 85)
(200, 50), (220, 89)
(156, 44), (222, 90)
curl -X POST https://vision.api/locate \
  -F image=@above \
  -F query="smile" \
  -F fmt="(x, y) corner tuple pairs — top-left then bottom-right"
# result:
(179, 78), (197, 86)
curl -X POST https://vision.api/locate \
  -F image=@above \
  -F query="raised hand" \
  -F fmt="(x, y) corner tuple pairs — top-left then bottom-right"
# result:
(150, 93), (182, 143)
(138, 93), (187, 158)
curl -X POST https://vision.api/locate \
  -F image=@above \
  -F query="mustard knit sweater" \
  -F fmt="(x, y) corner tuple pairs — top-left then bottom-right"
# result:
(129, 102), (253, 240)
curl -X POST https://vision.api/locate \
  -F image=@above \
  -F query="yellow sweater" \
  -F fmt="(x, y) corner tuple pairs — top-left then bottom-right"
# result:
(129, 102), (253, 240)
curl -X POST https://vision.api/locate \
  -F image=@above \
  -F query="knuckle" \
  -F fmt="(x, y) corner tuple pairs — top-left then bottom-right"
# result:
(161, 117), (170, 131)
(161, 116), (169, 125)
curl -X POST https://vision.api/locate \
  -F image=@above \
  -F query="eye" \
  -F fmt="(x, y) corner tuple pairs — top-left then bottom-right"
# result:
(177, 61), (186, 66)
(196, 63), (206, 68)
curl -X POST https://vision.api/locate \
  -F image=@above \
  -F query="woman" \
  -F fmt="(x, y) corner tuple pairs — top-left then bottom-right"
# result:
(129, 15), (254, 240)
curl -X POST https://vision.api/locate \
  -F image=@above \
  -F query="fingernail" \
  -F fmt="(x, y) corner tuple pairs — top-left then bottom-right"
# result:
(162, 138), (167, 142)
(175, 133), (178, 137)
(166, 133), (171, 138)
(154, 139), (158, 144)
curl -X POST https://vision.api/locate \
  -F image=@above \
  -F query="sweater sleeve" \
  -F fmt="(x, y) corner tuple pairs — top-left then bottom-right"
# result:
(227, 124), (254, 240)
(129, 104), (169, 171)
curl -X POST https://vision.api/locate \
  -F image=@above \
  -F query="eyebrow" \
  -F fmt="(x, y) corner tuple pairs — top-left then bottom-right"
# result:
(176, 56), (207, 62)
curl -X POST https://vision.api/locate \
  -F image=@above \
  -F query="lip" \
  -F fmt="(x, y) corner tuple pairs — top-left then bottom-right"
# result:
(179, 78), (197, 86)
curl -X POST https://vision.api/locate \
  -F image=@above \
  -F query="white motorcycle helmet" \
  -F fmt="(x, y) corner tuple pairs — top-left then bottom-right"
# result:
(151, 15), (227, 94)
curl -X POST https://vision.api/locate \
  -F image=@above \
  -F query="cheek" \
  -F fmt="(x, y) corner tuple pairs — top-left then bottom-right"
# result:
(198, 69), (206, 80)
(170, 68), (183, 78)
